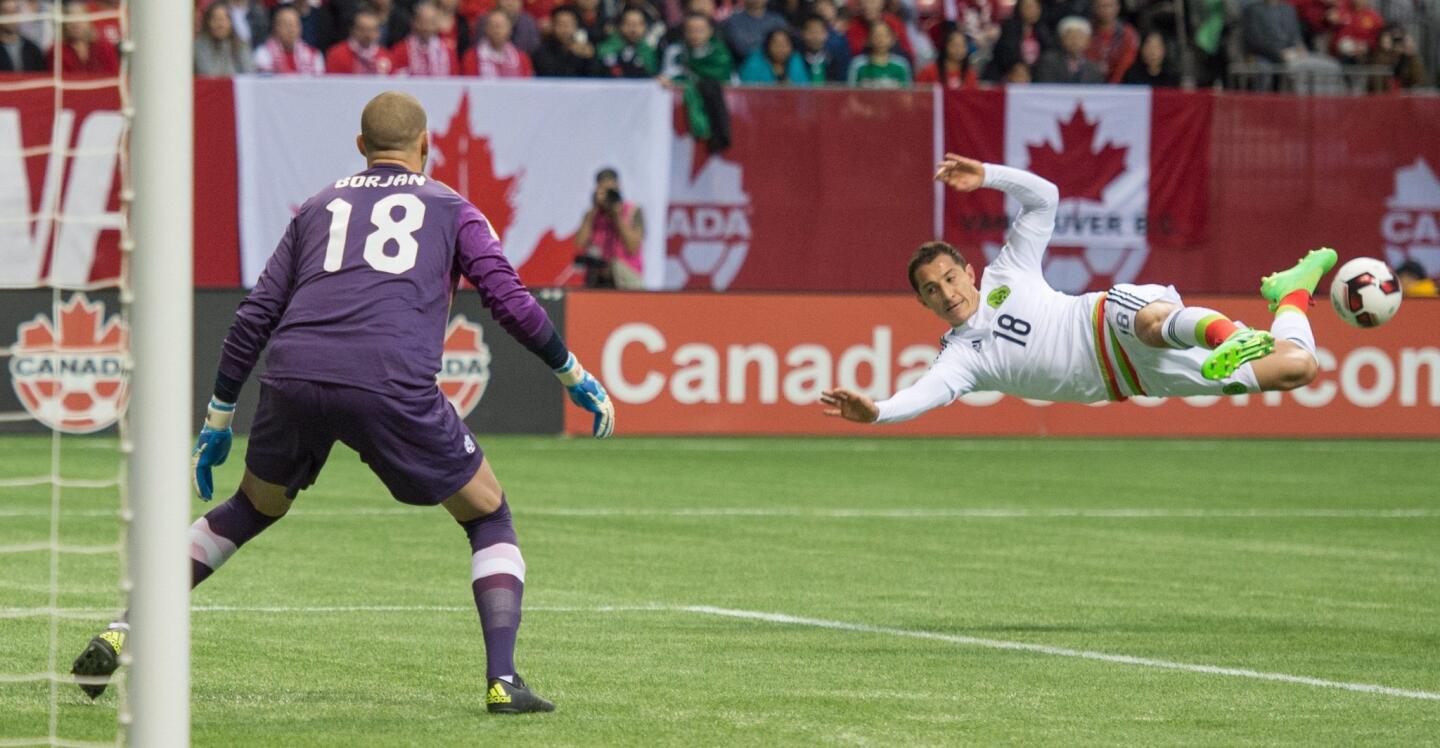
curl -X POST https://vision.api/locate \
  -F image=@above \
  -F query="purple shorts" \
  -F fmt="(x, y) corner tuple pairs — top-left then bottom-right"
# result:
(245, 378), (484, 505)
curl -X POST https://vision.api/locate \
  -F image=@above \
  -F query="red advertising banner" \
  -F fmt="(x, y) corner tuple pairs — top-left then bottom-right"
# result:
(565, 290), (1440, 437)
(665, 87), (937, 292)
(0, 77), (240, 288)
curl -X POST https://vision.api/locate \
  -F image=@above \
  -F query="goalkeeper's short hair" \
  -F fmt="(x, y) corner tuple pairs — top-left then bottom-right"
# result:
(361, 91), (428, 154)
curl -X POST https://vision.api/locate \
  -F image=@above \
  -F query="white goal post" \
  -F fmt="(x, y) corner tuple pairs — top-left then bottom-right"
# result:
(127, 0), (193, 745)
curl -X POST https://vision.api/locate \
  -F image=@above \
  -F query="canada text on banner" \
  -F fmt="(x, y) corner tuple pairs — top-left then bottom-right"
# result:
(565, 290), (1440, 437)
(233, 77), (672, 289)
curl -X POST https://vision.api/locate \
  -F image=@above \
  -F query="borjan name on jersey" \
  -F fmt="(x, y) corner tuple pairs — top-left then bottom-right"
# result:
(335, 173), (429, 189)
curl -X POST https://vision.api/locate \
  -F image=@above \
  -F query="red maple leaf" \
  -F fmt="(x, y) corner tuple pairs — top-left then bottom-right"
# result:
(430, 91), (520, 240)
(430, 93), (579, 287)
(1025, 105), (1128, 203)
(17, 294), (126, 352)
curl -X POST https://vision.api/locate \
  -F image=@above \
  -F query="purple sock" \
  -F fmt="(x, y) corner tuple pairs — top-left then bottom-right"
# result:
(461, 497), (525, 681)
(189, 490), (281, 588)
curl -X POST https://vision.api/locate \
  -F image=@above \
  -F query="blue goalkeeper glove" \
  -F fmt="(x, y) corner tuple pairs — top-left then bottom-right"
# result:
(191, 398), (235, 501)
(553, 354), (614, 438)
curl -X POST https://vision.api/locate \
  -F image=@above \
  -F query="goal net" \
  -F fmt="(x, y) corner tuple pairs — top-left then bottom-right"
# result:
(0, 1), (191, 745)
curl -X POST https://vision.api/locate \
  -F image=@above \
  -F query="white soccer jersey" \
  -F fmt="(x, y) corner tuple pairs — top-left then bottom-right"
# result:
(875, 165), (1114, 424)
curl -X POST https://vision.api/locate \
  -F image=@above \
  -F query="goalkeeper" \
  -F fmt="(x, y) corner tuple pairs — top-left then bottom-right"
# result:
(71, 91), (613, 714)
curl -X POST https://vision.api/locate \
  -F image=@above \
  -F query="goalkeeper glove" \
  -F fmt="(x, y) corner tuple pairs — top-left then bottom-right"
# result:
(191, 397), (235, 501)
(553, 353), (614, 438)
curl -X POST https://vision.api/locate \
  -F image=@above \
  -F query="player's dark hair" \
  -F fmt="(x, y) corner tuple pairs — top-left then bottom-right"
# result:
(595, 167), (619, 182)
(907, 241), (967, 293)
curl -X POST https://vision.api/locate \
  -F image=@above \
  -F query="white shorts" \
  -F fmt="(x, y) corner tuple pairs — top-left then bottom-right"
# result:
(1102, 284), (1261, 398)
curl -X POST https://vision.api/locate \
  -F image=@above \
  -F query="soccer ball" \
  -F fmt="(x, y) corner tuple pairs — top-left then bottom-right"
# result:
(1329, 257), (1402, 328)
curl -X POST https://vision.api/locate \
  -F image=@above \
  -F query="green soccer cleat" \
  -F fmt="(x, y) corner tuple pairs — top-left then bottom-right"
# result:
(1202, 328), (1275, 381)
(486, 675), (555, 714)
(1261, 247), (1339, 311)
(71, 628), (124, 700)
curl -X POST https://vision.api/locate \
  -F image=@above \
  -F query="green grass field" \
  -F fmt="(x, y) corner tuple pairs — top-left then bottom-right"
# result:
(2, 435), (1438, 746)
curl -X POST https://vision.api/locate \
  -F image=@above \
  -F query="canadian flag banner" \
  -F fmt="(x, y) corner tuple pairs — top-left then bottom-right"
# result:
(944, 86), (1210, 293)
(233, 77), (672, 288)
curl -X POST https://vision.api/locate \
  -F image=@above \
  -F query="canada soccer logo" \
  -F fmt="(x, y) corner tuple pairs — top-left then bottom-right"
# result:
(1382, 157), (1440, 276)
(8, 294), (128, 433)
(438, 315), (492, 419)
(664, 134), (753, 290)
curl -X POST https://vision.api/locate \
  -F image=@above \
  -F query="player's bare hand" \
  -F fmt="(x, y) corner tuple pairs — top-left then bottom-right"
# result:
(820, 388), (879, 424)
(934, 153), (985, 193)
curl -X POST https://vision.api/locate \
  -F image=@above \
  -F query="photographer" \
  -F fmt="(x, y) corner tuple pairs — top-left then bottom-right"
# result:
(574, 168), (646, 289)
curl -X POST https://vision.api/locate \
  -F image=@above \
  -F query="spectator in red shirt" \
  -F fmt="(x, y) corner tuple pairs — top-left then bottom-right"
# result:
(326, 7), (395, 74)
(84, 0), (122, 48)
(1332, 0), (1384, 61)
(1086, 0), (1137, 82)
(46, 1), (120, 75)
(253, 4), (325, 73)
(391, 0), (460, 75)
(916, 26), (977, 88)
(435, 0), (473, 61)
(462, 11), (534, 76)
(1294, 0), (1345, 43)
(845, 0), (911, 57)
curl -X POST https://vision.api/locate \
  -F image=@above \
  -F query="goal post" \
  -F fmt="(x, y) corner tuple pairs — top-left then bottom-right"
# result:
(127, 0), (193, 744)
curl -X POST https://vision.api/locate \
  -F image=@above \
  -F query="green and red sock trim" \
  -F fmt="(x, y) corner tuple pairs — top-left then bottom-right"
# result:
(1198, 314), (1239, 349)
(1276, 289), (1311, 314)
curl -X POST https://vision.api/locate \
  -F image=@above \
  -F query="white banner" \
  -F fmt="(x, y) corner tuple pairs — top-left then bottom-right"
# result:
(234, 76), (672, 288)
(1000, 85), (1151, 293)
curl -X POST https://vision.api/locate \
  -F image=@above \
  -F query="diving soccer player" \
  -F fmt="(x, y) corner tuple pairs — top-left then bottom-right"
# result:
(821, 154), (1335, 424)
(71, 91), (613, 714)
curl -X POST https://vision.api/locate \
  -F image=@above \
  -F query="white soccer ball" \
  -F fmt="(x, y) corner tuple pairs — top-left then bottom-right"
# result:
(1329, 257), (1403, 328)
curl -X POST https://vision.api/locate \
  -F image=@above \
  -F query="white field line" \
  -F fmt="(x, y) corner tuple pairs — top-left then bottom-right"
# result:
(1, 507), (1436, 520)
(6, 603), (1435, 702)
(680, 605), (1440, 703)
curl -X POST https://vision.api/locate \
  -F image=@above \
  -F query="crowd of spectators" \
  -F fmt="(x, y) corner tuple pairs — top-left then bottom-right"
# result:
(0, 1), (123, 75)
(0, 0), (1432, 89)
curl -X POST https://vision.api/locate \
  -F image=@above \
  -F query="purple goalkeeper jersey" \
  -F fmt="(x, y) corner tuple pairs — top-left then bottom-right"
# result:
(217, 162), (567, 398)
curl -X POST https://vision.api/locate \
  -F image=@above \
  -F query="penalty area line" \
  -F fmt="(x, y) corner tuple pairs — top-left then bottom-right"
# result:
(681, 606), (1440, 703)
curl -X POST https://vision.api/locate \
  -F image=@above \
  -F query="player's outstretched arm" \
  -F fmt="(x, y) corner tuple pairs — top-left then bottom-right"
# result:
(191, 398), (234, 500)
(935, 153), (1058, 272)
(553, 354), (615, 438)
(195, 220), (301, 499)
(455, 204), (615, 437)
(820, 388), (879, 423)
(824, 345), (974, 425)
